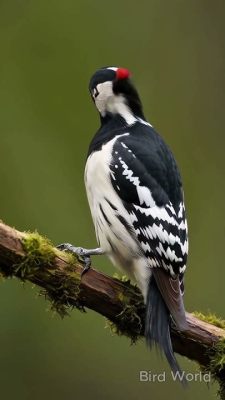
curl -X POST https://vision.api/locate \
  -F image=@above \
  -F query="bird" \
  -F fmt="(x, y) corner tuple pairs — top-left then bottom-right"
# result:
(58, 66), (189, 379)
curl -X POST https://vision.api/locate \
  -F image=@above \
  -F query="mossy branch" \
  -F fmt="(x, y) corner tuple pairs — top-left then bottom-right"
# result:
(0, 221), (225, 396)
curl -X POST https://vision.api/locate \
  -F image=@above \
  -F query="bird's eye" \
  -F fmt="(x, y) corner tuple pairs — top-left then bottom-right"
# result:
(92, 88), (99, 98)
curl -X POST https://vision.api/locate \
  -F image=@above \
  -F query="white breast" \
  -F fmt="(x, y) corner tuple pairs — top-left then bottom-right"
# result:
(84, 135), (140, 268)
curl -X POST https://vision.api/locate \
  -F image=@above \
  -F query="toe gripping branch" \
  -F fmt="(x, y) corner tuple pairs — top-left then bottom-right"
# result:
(56, 243), (104, 276)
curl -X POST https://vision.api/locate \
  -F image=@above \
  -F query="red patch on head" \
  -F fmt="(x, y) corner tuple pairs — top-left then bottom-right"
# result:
(116, 68), (130, 80)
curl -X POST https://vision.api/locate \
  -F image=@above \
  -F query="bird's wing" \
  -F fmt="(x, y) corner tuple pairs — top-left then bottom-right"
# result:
(109, 133), (188, 327)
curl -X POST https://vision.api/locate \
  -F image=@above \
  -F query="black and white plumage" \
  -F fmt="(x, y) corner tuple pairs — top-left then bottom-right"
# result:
(85, 66), (188, 377)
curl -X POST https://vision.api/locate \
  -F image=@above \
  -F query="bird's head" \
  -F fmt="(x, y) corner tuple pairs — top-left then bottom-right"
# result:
(89, 67), (145, 124)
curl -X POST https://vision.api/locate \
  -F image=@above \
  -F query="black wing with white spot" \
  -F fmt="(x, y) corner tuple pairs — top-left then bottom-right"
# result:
(109, 127), (188, 280)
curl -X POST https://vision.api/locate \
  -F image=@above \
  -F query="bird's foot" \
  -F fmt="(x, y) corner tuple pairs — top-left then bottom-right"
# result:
(56, 243), (104, 276)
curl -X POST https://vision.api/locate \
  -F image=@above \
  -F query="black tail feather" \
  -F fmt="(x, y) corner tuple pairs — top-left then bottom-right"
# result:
(145, 276), (187, 386)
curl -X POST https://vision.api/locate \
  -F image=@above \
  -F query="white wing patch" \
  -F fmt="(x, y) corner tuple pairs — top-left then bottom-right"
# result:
(178, 202), (184, 218)
(129, 201), (188, 271)
(129, 211), (138, 223)
(137, 185), (156, 207)
(133, 204), (177, 225)
(166, 203), (176, 215)
(156, 243), (182, 263)
(119, 158), (156, 207)
(141, 241), (151, 253)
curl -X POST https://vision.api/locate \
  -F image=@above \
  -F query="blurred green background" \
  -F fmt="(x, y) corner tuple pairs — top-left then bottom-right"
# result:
(0, 0), (225, 399)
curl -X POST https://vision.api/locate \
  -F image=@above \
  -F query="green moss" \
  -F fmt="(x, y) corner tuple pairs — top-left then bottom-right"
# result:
(113, 272), (130, 283)
(105, 282), (145, 343)
(17, 232), (55, 277)
(210, 338), (225, 374)
(39, 269), (83, 317)
(118, 303), (143, 341)
(117, 292), (126, 303)
(193, 311), (225, 330)
(193, 311), (225, 396)
(199, 337), (225, 398)
(9, 231), (83, 317)
(105, 302), (143, 344)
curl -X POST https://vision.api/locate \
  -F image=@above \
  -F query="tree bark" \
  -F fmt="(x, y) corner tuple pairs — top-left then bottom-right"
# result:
(0, 221), (224, 394)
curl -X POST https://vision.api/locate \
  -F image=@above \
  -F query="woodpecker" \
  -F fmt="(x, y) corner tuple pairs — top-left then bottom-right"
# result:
(58, 66), (188, 378)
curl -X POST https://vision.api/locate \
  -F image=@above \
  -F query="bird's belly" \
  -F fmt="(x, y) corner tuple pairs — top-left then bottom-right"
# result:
(84, 143), (141, 278)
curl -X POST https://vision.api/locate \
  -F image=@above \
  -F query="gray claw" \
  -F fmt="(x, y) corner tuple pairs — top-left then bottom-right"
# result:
(56, 243), (92, 275)
(56, 243), (104, 277)
(57, 243), (72, 251)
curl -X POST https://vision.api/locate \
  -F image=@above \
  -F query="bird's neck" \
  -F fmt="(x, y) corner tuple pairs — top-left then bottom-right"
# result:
(88, 114), (133, 156)
(88, 102), (146, 156)
(100, 105), (145, 128)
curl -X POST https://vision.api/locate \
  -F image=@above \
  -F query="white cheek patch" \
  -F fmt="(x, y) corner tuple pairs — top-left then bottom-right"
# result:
(94, 79), (137, 125)
(95, 81), (114, 116)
